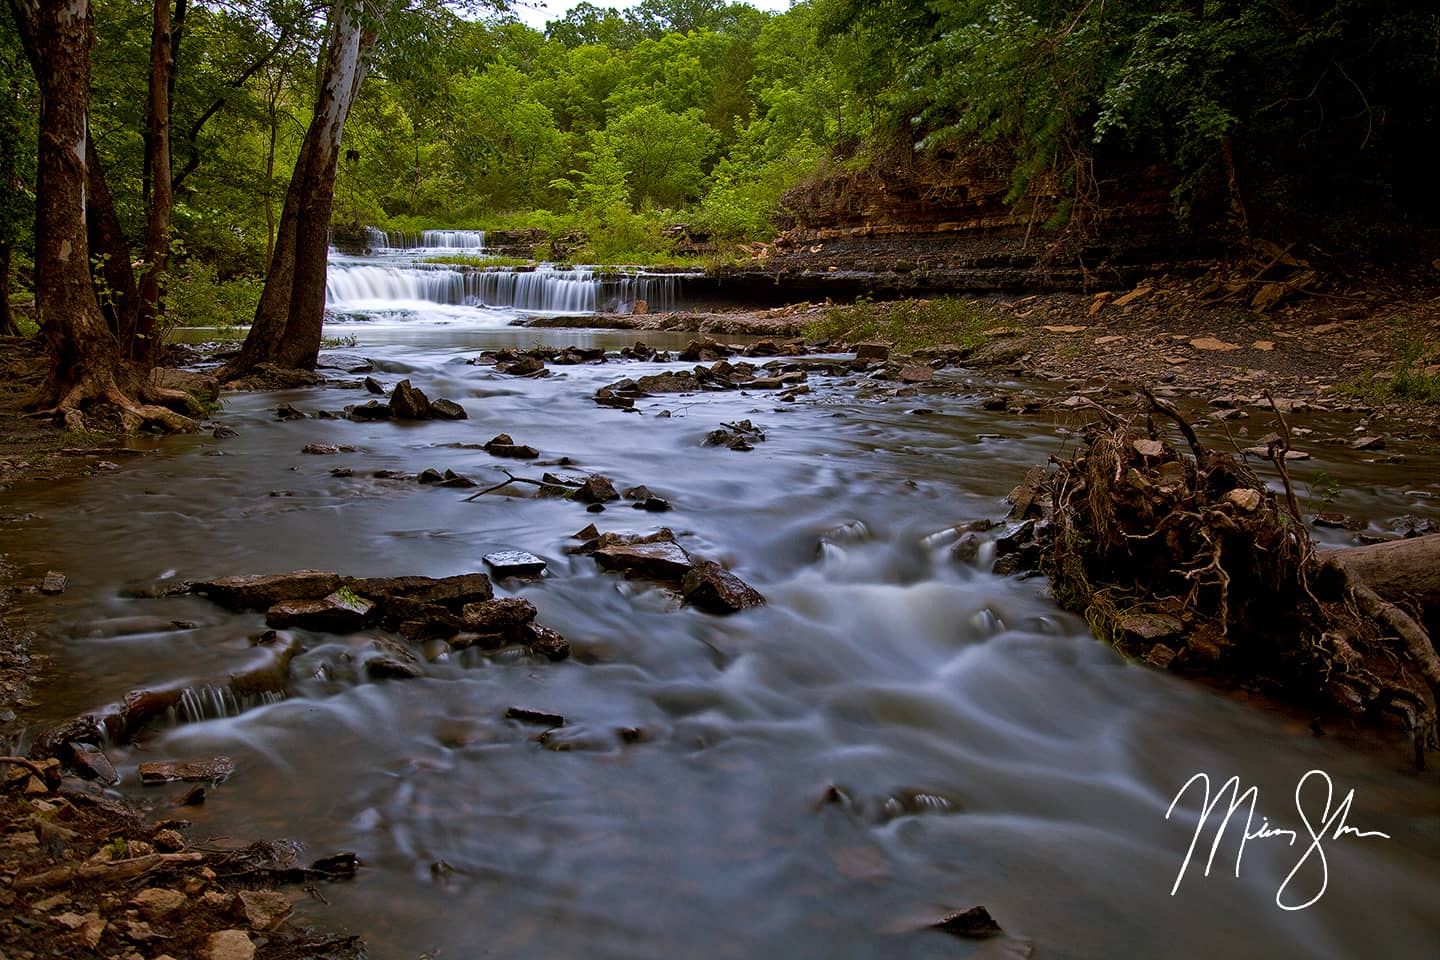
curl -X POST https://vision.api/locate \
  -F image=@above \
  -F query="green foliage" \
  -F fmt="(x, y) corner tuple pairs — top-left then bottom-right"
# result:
(1339, 321), (1440, 405)
(815, 0), (1440, 246)
(607, 104), (719, 207)
(805, 296), (989, 353)
(164, 263), (263, 327)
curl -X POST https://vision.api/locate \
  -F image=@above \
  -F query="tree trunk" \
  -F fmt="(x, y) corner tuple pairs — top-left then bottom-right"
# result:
(215, 132), (308, 381)
(220, 0), (372, 379)
(8, 0), (191, 432)
(1326, 534), (1440, 610)
(0, 241), (15, 336)
(85, 137), (140, 338)
(275, 4), (372, 370)
(133, 0), (176, 369)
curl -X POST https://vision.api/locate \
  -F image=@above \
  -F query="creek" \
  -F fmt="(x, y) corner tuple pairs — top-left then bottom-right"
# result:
(5, 243), (1440, 958)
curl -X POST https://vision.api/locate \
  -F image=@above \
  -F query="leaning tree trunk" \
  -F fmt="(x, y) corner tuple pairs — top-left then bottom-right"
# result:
(220, 0), (371, 380)
(86, 131), (140, 340)
(8, 0), (191, 432)
(131, 0), (176, 370)
(215, 132), (309, 381)
(0, 242), (15, 336)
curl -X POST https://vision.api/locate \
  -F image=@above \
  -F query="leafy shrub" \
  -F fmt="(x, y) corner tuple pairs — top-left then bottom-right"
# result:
(163, 262), (263, 327)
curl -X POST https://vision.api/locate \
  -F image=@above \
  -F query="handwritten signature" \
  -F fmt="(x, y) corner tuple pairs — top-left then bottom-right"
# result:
(1165, 769), (1391, 910)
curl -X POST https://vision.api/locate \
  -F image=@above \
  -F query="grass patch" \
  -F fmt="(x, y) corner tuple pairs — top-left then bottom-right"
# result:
(424, 254), (537, 269)
(803, 296), (991, 353)
(1338, 321), (1440, 405)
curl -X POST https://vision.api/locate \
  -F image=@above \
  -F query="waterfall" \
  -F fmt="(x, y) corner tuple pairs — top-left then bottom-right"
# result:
(327, 264), (683, 314)
(173, 684), (285, 724)
(361, 226), (485, 252)
(420, 229), (486, 250)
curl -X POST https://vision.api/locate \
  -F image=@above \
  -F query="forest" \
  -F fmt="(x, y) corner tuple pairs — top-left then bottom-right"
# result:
(4, 0), (1437, 356)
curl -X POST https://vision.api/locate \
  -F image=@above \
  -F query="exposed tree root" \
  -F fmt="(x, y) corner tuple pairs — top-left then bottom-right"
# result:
(1021, 399), (1440, 763)
(32, 367), (198, 434)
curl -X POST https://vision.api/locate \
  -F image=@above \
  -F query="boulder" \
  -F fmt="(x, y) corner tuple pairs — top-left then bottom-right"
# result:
(264, 590), (375, 632)
(347, 400), (392, 421)
(429, 398), (468, 420)
(364, 376), (385, 395)
(573, 475), (620, 503)
(195, 571), (341, 611)
(231, 890), (292, 932)
(898, 364), (933, 383)
(524, 623), (570, 661)
(854, 342), (889, 361)
(390, 379), (432, 419)
(461, 598), (538, 638)
(594, 540), (693, 581)
(484, 433), (539, 458)
(40, 570), (68, 594)
(348, 573), (493, 609)
(635, 371), (699, 393)
(205, 929), (256, 960)
(681, 560), (765, 614)
(499, 356), (546, 376)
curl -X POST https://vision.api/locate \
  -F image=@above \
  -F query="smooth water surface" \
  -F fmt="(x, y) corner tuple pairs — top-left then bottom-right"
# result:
(5, 256), (1440, 959)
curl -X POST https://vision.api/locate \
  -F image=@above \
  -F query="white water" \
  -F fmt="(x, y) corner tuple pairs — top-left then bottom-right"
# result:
(329, 238), (683, 316)
(363, 226), (488, 252)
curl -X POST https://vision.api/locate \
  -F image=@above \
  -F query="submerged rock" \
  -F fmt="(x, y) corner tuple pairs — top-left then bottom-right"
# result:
(139, 756), (236, 784)
(264, 590), (375, 632)
(484, 433), (539, 458)
(429, 397), (468, 420)
(681, 560), (765, 614)
(346, 400), (391, 421)
(524, 623), (571, 660)
(573, 474), (620, 503)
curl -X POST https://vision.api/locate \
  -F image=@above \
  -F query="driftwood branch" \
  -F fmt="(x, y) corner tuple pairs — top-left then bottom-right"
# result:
(13, 852), (205, 891)
(1139, 385), (1206, 461)
(1264, 391), (1305, 526)
(462, 470), (549, 502)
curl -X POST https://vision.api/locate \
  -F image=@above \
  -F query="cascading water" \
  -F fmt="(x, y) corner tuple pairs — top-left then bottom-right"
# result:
(327, 262), (682, 315)
(361, 226), (486, 252)
(419, 229), (486, 249)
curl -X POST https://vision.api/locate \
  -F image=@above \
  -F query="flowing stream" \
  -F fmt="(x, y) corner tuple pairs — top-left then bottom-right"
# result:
(4, 249), (1440, 958)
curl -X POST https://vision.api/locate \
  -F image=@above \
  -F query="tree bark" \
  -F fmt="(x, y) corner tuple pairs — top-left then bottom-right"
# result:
(133, 0), (176, 369)
(221, 0), (372, 379)
(1326, 534), (1440, 610)
(275, 4), (372, 370)
(0, 241), (15, 336)
(85, 136), (140, 338)
(8, 0), (191, 431)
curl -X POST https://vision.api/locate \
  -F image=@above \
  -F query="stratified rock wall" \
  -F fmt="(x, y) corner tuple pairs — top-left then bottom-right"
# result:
(762, 149), (1217, 292)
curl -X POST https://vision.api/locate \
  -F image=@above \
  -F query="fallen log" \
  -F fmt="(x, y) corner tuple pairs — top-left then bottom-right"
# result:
(1323, 534), (1440, 609)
